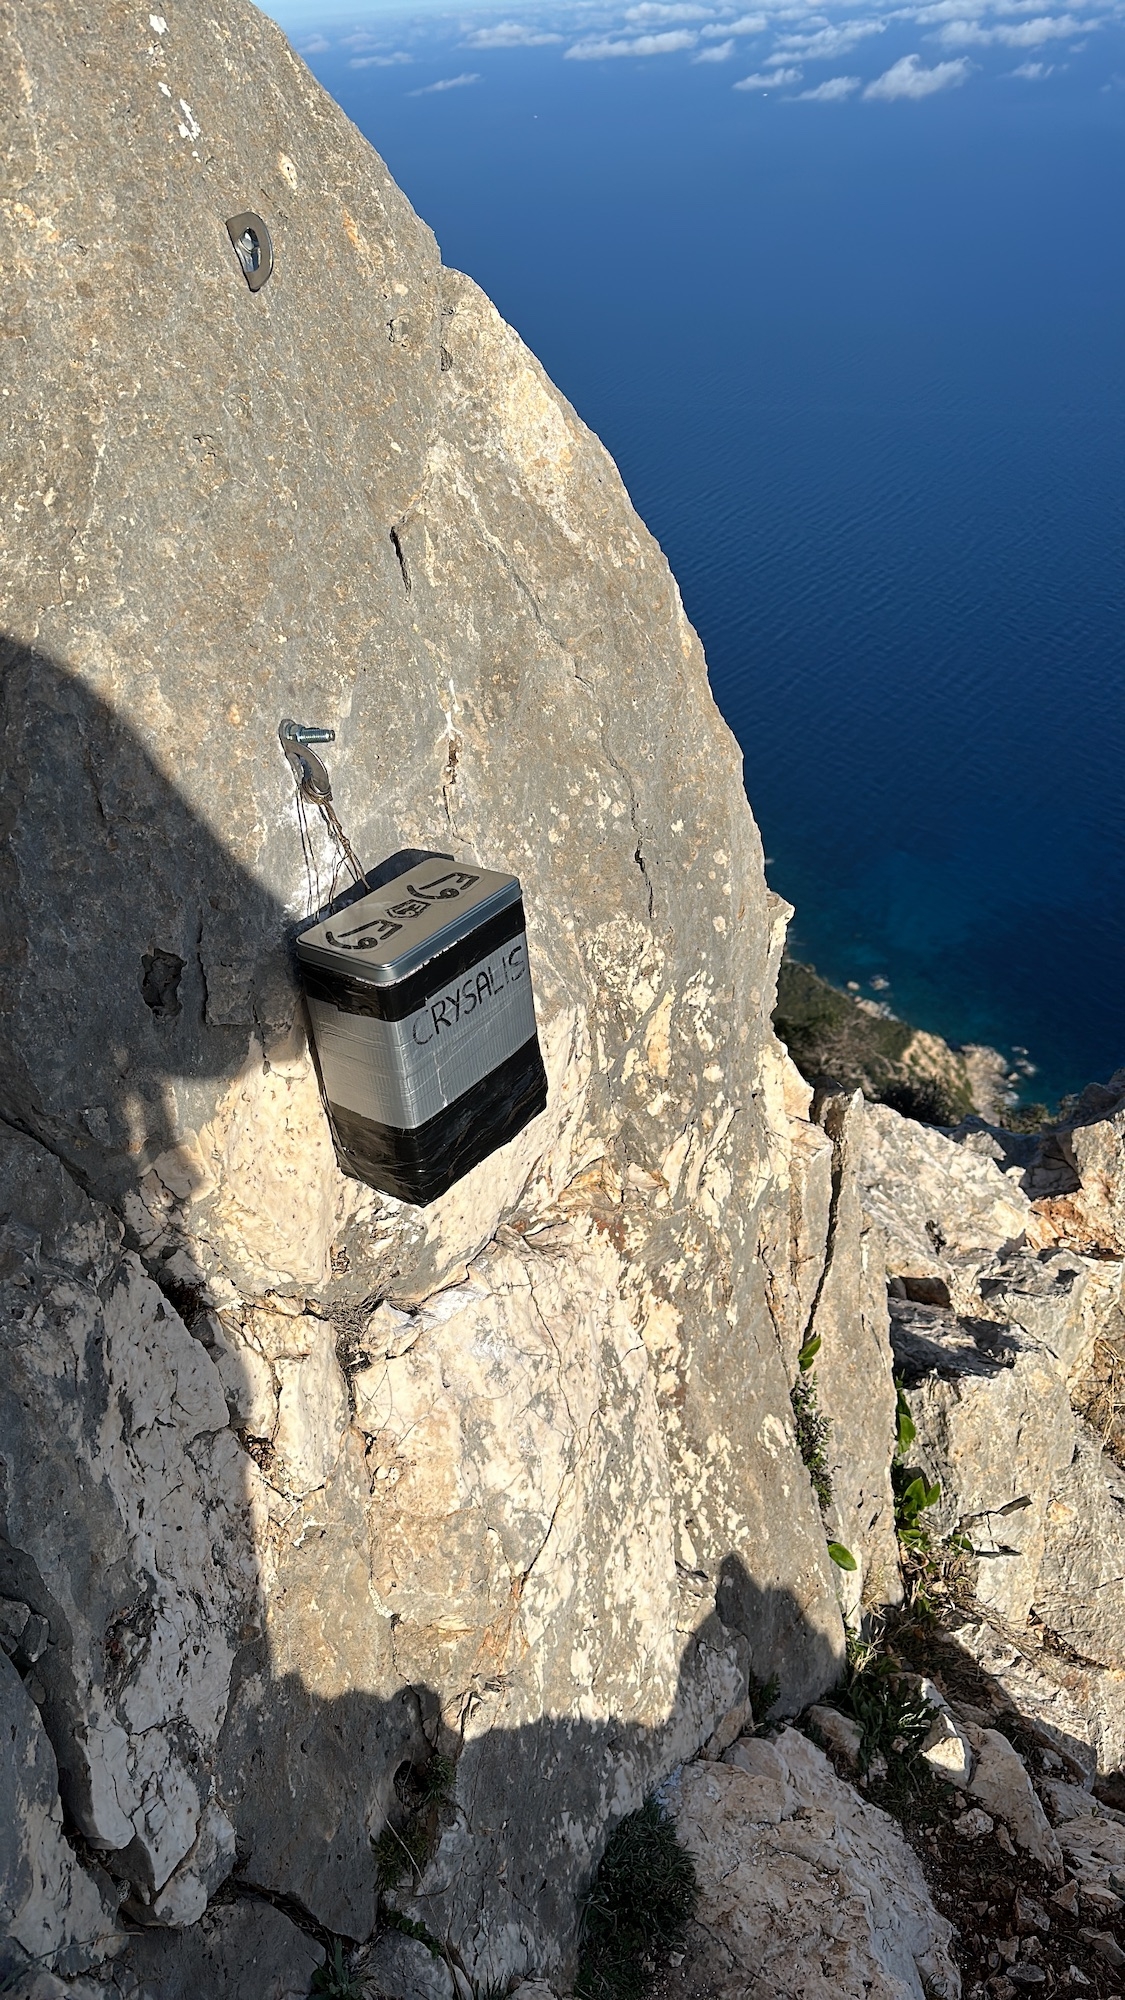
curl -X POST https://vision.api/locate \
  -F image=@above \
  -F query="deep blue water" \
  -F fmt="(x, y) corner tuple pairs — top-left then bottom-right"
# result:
(273, 7), (1125, 1103)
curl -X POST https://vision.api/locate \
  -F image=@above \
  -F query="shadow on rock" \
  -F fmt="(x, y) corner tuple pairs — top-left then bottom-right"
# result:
(0, 648), (844, 1997)
(0, 637), (299, 1204)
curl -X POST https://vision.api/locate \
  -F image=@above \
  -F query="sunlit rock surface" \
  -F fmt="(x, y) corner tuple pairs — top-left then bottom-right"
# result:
(4, 1), (1124, 1991)
(0, 0), (853, 1984)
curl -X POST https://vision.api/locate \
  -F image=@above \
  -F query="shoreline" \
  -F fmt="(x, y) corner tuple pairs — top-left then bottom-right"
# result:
(774, 957), (1049, 1130)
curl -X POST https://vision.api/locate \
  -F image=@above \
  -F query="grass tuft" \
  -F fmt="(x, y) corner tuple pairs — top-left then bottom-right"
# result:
(877, 1078), (962, 1127)
(373, 1820), (434, 1891)
(576, 1798), (698, 2000)
(747, 1669), (781, 1731)
(373, 1749), (458, 1894)
(413, 1751), (457, 1806)
(830, 1649), (934, 1776)
(790, 1372), (833, 1513)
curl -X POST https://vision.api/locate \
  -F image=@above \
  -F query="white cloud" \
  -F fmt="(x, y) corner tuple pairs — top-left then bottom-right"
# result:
(566, 28), (698, 55)
(794, 71), (862, 92)
(694, 35), (736, 54)
(625, 2), (713, 18)
(913, 0), (1095, 20)
(734, 63), (803, 82)
(864, 51), (972, 93)
(702, 11), (766, 32)
(351, 51), (412, 67)
(907, 0), (981, 20)
(1006, 55), (1056, 69)
(775, 17), (885, 57)
(297, 33), (330, 54)
(463, 20), (563, 45)
(938, 11), (1082, 41)
(407, 71), (481, 93)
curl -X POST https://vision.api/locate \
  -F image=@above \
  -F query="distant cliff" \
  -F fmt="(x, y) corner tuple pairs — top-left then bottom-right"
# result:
(775, 957), (1017, 1125)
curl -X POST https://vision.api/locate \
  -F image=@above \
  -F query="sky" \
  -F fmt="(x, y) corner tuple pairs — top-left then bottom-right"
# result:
(267, 0), (1125, 103)
(257, 0), (1125, 1101)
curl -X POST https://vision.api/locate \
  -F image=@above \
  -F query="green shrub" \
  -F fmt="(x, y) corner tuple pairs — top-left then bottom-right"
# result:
(773, 958), (974, 1122)
(576, 1799), (698, 2000)
(747, 1669), (781, 1730)
(774, 959), (912, 1091)
(829, 1651), (934, 1777)
(791, 1373), (833, 1513)
(877, 1079), (960, 1128)
(1001, 1101), (1051, 1134)
(374, 1820), (434, 1891)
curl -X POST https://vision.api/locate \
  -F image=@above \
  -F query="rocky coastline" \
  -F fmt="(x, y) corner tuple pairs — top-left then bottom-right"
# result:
(775, 957), (1029, 1128)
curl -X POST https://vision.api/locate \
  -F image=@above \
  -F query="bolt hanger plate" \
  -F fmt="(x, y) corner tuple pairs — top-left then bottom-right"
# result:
(225, 211), (273, 292)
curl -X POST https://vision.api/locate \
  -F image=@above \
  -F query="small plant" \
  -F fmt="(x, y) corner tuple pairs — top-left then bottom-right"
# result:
(894, 1382), (915, 1456)
(747, 1669), (781, 1730)
(792, 1338), (857, 1577)
(791, 1371), (833, 1513)
(312, 1939), (363, 2000)
(829, 1649), (934, 1777)
(891, 1381), (974, 1614)
(382, 1912), (445, 1959)
(373, 1820), (434, 1891)
(894, 1470), (942, 1552)
(576, 1798), (698, 2000)
(892, 1382), (941, 1551)
(374, 1750), (458, 1892)
(414, 1751), (456, 1806)
(877, 1079), (960, 1127)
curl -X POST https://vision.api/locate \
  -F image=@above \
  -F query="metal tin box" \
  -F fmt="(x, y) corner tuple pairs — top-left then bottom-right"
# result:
(297, 852), (547, 1205)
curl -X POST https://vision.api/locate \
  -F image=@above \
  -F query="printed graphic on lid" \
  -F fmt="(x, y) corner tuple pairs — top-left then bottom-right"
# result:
(298, 861), (522, 985)
(325, 870), (481, 951)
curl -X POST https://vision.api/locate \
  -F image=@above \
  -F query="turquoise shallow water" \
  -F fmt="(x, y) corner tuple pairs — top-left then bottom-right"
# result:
(277, 18), (1125, 1103)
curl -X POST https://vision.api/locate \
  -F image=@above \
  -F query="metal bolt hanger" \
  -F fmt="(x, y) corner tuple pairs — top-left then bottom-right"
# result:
(225, 212), (273, 291)
(279, 718), (335, 804)
(279, 718), (366, 894)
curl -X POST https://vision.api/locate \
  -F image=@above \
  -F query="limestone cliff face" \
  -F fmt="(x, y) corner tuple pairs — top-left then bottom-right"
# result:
(0, 1), (874, 1984)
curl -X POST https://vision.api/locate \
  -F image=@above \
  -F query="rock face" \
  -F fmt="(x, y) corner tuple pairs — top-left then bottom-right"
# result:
(0, 1124), (261, 1934)
(862, 1103), (1039, 1314)
(662, 1731), (961, 1999)
(0, 0), (863, 1985)
(114, 1903), (325, 1999)
(4, 2), (1123, 1991)
(889, 1289), (1077, 1626)
(861, 1099), (1125, 1787)
(802, 1086), (900, 1613)
(0, 1650), (111, 1981)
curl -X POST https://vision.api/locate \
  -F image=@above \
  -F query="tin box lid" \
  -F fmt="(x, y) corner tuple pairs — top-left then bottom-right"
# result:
(296, 860), (522, 985)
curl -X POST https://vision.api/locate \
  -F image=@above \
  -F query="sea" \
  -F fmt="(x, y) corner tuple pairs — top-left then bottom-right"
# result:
(269, 0), (1125, 1106)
